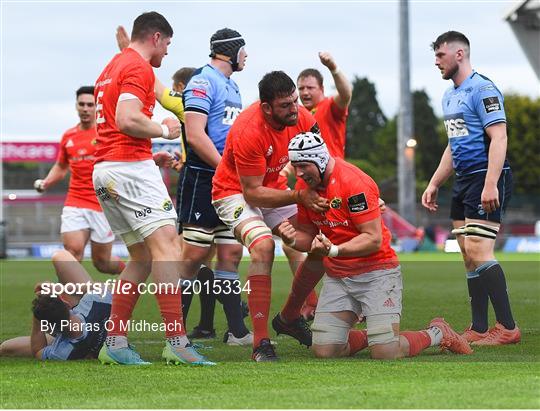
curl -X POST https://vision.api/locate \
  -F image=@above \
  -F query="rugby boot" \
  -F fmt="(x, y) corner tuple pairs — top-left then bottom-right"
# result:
(162, 341), (216, 366)
(252, 338), (278, 362)
(187, 325), (216, 340)
(272, 313), (312, 347)
(462, 325), (489, 343)
(223, 330), (254, 346)
(472, 322), (521, 346)
(429, 317), (473, 354)
(98, 344), (151, 365)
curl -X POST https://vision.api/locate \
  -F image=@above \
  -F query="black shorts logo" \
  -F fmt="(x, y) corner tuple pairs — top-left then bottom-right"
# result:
(482, 97), (501, 114)
(347, 193), (368, 213)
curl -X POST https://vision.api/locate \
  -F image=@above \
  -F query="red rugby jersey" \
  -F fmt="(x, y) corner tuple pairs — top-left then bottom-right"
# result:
(57, 125), (101, 211)
(312, 97), (348, 159)
(94, 48), (155, 162)
(297, 158), (398, 277)
(212, 102), (317, 200)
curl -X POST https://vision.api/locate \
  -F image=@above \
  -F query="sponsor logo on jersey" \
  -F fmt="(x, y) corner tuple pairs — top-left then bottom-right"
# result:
(192, 79), (210, 87)
(313, 219), (349, 228)
(483, 96), (501, 114)
(279, 155), (288, 164)
(66, 139), (74, 148)
(193, 88), (207, 98)
(444, 113), (469, 138)
(222, 103), (241, 125)
(330, 197), (342, 209)
(194, 212), (201, 220)
(348, 192), (368, 213)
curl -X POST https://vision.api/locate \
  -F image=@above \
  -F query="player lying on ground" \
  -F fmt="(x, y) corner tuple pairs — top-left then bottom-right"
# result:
(0, 250), (112, 360)
(277, 132), (473, 359)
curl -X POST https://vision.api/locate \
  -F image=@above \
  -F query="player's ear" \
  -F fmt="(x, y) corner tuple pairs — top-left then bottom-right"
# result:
(151, 31), (161, 46)
(261, 102), (272, 116)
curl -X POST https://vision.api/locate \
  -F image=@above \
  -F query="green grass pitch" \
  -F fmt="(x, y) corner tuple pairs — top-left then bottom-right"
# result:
(1, 253), (539, 408)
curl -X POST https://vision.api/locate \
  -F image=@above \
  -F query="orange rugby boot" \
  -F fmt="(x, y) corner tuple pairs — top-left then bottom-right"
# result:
(462, 325), (489, 343)
(429, 317), (473, 355)
(471, 322), (521, 346)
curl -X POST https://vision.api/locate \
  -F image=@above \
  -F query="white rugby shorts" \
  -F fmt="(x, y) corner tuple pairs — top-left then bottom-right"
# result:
(93, 160), (177, 242)
(60, 206), (115, 243)
(212, 193), (297, 232)
(315, 266), (403, 318)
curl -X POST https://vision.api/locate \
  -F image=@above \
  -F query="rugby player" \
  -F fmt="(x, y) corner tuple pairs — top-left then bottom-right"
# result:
(34, 86), (124, 275)
(0, 250), (112, 360)
(292, 51), (353, 320)
(277, 132), (472, 359)
(422, 31), (520, 345)
(211, 71), (330, 361)
(93, 11), (213, 365)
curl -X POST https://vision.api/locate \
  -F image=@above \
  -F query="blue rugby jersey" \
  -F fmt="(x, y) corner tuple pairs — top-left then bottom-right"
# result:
(442, 71), (510, 175)
(41, 291), (111, 360)
(183, 64), (242, 170)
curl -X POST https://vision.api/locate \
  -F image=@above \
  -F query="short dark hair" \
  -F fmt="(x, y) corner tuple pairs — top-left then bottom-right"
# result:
(131, 11), (173, 42)
(172, 67), (196, 87)
(76, 86), (94, 98)
(298, 68), (324, 87)
(259, 71), (296, 104)
(431, 31), (470, 51)
(32, 295), (70, 336)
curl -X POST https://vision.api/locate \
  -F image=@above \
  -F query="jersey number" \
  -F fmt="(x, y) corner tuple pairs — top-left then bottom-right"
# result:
(222, 106), (241, 125)
(96, 91), (105, 124)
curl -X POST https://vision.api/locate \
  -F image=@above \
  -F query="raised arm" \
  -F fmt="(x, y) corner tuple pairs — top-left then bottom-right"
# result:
(319, 51), (352, 109)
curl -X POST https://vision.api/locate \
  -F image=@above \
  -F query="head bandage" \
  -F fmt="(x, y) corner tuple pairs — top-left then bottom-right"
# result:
(288, 132), (330, 178)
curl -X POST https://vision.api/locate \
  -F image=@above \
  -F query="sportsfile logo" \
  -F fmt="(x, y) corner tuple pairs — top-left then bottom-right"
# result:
(444, 113), (469, 138)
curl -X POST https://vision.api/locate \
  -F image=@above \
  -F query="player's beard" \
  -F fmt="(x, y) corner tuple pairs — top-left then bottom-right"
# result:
(275, 112), (298, 127)
(443, 62), (459, 80)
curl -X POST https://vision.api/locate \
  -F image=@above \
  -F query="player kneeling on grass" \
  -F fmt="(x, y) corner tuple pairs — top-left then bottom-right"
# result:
(0, 250), (112, 361)
(277, 132), (473, 359)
